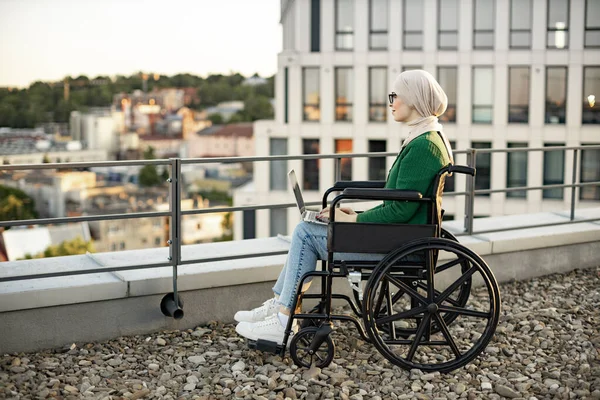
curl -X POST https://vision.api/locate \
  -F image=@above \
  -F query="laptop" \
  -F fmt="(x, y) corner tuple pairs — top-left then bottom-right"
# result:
(288, 169), (329, 225)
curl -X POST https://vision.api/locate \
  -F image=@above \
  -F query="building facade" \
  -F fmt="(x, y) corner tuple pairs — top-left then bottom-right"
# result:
(235, 0), (600, 240)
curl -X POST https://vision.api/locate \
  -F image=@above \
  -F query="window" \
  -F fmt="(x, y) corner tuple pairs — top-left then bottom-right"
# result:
(311, 0), (321, 52)
(508, 67), (530, 123)
(545, 67), (567, 124)
(270, 138), (288, 190)
(583, 67), (600, 124)
(510, 0), (532, 48)
(472, 67), (494, 123)
(472, 142), (491, 196)
(404, 0), (424, 49)
(303, 68), (320, 121)
(243, 210), (256, 239)
(110, 243), (116, 251)
(547, 0), (569, 49)
(270, 209), (288, 236)
(120, 242), (125, 250)
(284, 67), (289, 123)
(369, 67), (387, 122)
(336, 0), (354, 50)
(506, 143), (528, 198)
(370, 0), (388, 49)
(402, 66), (422, 72)
(303, 139), (320, 190)
(438, 0), (459, 50)
(335, 139), (353, 181)
(368, 140), (387, 180)
(155, 237), (161, 246)
(438, 67), (457, 123)
(473, 0), (495, 49)
(585, 0), (600, 47)
(543, 144), (565, 199)
(444, 141), (457, 192)
(580, 147), (600, 200)
(335, 68), (353, 121)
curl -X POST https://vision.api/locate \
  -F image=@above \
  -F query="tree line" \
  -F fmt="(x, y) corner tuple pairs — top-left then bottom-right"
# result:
(0, 72), (275, 129)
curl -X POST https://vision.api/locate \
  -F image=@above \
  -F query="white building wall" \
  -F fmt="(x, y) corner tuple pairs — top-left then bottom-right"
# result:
(237, 0), (600, 240)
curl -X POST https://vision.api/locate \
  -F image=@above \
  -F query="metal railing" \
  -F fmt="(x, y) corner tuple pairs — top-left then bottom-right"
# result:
(1, 145), (599, 293)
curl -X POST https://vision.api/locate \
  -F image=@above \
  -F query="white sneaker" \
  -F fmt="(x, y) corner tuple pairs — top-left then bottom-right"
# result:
(235, 314), (296, 345)
(234, 297), (279, 323)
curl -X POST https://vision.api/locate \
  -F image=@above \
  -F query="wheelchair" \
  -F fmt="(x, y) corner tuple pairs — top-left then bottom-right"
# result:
(248, 164), (501, 373)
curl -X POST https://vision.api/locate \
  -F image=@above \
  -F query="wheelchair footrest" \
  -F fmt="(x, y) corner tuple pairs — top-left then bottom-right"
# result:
(247, 339), (284, 354)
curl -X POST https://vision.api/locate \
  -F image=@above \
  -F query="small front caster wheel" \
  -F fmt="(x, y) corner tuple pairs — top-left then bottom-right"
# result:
(289, 326), (335, 368)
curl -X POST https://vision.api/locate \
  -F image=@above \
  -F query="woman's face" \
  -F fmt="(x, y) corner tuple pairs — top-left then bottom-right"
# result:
(389, 93), (413, 122)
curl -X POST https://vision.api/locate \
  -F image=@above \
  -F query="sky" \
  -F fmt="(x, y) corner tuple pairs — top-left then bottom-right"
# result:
(0, 0), (282, 88)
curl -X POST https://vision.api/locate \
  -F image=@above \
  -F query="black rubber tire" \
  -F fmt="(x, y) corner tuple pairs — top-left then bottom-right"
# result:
(289, 326), (336, 368)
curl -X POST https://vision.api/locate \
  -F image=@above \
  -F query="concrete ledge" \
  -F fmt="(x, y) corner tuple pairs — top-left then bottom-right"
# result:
(1, 209), (600, 354)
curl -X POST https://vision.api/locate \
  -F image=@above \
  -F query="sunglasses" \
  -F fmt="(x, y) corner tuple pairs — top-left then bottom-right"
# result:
(388, 92), (397, 104)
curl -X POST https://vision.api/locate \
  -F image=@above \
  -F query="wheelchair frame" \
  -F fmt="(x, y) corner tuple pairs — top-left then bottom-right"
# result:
(248, 164), (501, 373)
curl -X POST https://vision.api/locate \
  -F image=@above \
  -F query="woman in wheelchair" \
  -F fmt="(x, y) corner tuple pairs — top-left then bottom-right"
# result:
(235, 69), (454, 346)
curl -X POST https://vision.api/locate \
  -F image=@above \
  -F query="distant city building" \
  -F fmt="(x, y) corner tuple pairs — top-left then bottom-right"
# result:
(205, 101), (245, 122)
(69, 108), (120, 154)
(187, 123), (254, 158)
(235, 0), (600, 240)
(243, 76), (269, 86)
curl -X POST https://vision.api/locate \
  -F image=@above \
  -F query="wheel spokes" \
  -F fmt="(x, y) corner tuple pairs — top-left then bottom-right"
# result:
(385, 273), (428, 305)
(406, 313), (431, 361)
(437, 305), (491, 319)
(433, 313), (462, 358)
(376, 306), (427, 326)
(416, 282), (462, 307)
(436, 257), (466, 273)
(436, 264), (477, 304)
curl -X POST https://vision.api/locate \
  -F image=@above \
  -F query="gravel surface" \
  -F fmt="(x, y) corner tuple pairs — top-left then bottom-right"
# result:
(1, 267), (599, 400)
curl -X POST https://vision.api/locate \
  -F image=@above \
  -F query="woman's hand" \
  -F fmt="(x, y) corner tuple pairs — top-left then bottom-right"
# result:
(319, 207), (357, 223)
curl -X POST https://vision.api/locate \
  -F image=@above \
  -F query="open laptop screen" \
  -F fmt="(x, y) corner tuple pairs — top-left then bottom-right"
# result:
(287, 169), (306, 215)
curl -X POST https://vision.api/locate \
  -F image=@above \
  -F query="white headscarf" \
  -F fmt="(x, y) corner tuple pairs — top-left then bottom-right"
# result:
(394, 70), (454, 164)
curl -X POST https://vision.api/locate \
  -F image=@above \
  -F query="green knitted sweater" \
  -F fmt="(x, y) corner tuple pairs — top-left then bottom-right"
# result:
(356, 131), (451, 225)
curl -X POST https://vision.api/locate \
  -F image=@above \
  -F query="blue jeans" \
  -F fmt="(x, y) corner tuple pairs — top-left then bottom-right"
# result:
(272, 221), (384, 310)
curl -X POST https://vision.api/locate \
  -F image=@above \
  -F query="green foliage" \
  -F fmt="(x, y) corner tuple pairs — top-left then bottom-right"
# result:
(21, 236), (95, 259)
(138, 146), (162, 187)
(207, 113), (224, 124)
(0, 72), (274, 128)
(0, 185), (38, 222)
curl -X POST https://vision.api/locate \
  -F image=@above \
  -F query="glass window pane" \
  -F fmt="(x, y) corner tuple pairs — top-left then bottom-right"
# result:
(405, 0), (424, 31)
(548, 0), (569, 28)
(585, 31), (600, 47)
(368, 140), (387, 180)
(402, 66), (422, 72)
(369, 67), (387, 122)
(336, 0), (354, 32)
(474, 0), (495, 30)
(439, 33), (458, 49)
(371, 0), (388, 30)
(303, 68), (320, 121)
(474, 32), (495, 48)
(586, 0), (600, 28)
(473, 107), (493, 123)
(509, 67), (530, 123)
(303, 139), (320, 190)
(439, 0), (459, 30)
(511, 0), (532, 30)
(543, 144), (565, 199)
(335, 139), (353, 181)
(438, 67), (457, 123)
(270, 139), (288, 190)
(473, 67), (494, 105)
(547, 31), (569, 49)
(472, 142), (492, 195)
(270, 208), (288, 236)
(580, 148), (600, 200)
(510, 31), (531, 48)
(336, 68), (353, 121)
(404, 32), (423, 49)
(370, 33), (388, 49)
(545, 67), (567, 124)
(583, 67), (600, 124)
(506, 143), (528, 198)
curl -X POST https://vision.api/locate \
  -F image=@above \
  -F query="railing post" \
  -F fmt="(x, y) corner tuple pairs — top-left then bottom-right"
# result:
(570, 149), (579, 221)
(464, 149), (476, 235)
(162, 157), (184, 319)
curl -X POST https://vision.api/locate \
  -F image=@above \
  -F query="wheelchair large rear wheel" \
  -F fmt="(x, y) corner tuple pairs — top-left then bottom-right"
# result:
(362, 238), (500, 372)
(352, 229), (471, 338)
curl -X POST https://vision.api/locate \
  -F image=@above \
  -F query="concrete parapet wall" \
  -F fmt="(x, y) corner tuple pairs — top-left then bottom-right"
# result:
(1, 209), (599, 354)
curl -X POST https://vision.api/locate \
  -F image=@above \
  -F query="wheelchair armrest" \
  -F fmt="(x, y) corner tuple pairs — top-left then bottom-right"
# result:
(448, 165), (476, 176)
(332, 180), (386, 189)
(341, 188), (423, 201)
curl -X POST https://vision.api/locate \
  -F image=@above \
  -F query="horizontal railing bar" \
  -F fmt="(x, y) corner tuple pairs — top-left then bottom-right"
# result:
(0, 261), (172, 283)
(0, 159), (170, 171)
(0, 211), (172, 228)
(473, 181), (600, 195)
(465, 145), (600, 154)
(179, 250), (289, 265)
